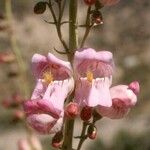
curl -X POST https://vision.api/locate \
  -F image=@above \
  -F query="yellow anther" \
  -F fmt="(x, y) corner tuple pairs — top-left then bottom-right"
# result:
(86, 71), (93, 82)
(43, 71), (53, 84)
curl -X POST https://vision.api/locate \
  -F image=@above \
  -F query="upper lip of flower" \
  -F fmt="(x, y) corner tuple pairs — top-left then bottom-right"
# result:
(74, 48), (114, 81)
(32, 53), (73, 81)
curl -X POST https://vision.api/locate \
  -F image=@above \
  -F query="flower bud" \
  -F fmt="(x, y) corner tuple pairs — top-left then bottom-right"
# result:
(34, 2), (46, 14)
(52, 131), (63, 148)
(80, 106), (92, 121)
(91, 10), (103, 25)
(84, 0), (96, 5)
(128, 81), (140, 95)
(87, 125), (97, 139)
(65, 102), (80, 119)
(13, 110), (25, 121)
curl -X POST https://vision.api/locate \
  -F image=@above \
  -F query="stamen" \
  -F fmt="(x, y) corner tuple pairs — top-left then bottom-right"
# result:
(43, 71), (54, 84)
(86, 71), (93, 82)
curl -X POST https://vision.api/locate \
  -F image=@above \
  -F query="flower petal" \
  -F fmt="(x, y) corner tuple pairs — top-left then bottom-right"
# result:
(110, 85), (137, 107)
(27, 114), (58, 134)
(27, 114), (63, 134)
(75, 77), (112, 107)
(47, 53), (72, 80)
(74, 48), (114, 78)
(37, 99), (61, 119)
(31, 79), (47, 100)
(32, 54), (48, 78)
(97, 84), (138, 119)
(23, 100), (40, 116)
(42, 78), (74, 114)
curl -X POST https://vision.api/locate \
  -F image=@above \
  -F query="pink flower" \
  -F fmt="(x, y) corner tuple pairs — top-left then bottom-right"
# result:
(24, 53), (74, 134)
(74, 48), (114, 108)
(24, 48), (140, 134)
(97, 81), (140, 119)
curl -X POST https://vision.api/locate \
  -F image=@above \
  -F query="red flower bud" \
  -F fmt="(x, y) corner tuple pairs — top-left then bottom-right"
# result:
(80, 106), (92, 121)
(84, 0), (96, 6)
(52, 131), (63, 148)
(87, 125), (97, 139)
(65, 102), (80, 119)
(128, 81), (140, 95)
(13, 110), (25, 121)
(91, 10), (103, 25)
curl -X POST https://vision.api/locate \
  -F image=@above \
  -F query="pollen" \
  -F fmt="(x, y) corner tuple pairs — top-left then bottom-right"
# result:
(43, 71), (54, 84)
(86, 71), (93, 82)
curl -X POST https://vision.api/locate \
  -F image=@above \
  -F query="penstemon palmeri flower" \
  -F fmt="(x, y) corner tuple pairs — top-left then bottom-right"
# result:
(24, 48), (140, 135)
(97, 81), (140, 119)
(23, 53), (74, 134)
(74, 48), (114, 108)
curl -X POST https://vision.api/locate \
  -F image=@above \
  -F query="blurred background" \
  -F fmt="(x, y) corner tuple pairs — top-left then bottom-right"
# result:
(0, 0), (150, 149)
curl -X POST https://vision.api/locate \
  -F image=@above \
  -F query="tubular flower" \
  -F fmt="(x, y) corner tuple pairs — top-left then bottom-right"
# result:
(96, 81), (140, 119)
(99, 0), (120, 6)
(74, 48), (114, 108)
(23, 53), (74, 134)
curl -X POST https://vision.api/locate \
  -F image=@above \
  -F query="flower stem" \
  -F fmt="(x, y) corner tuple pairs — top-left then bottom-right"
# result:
(80, 6), (92, 48)
(47, 0), (69, 52)
(68, 0), (78, 58)
(62, 1), (78, 150)
(77, 122), (88, 150)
